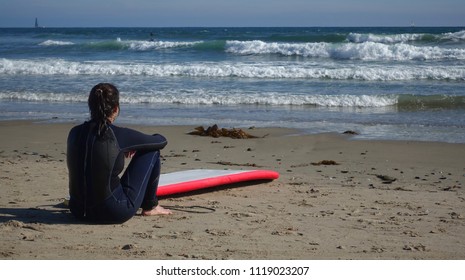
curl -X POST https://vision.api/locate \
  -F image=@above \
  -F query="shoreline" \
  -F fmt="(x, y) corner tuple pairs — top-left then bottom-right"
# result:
(5, 118), (465, 145)
(1, 120), (464, 259)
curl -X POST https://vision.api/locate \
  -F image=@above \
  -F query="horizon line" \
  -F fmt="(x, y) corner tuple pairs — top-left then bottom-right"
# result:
(1, 25), (465, 28)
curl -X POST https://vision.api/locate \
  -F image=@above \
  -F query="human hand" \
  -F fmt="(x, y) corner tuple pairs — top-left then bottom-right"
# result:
(125, 151), (136, 158)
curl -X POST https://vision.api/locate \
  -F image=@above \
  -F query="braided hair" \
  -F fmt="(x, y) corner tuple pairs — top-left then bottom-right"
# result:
(88, 83), (120, 136)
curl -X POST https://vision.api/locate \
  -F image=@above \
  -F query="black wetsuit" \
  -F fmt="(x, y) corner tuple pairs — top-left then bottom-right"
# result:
(67, 120), (167, 223)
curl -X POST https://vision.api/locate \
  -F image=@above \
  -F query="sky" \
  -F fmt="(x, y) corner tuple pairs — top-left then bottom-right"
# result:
(1, 0), (464, 27)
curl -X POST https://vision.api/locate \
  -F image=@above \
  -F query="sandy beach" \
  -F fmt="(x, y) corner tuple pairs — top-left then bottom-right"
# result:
(1, 120), (464, 260)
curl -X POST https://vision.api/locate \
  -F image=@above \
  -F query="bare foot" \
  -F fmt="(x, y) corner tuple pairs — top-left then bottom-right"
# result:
(142, 205), (173, 216)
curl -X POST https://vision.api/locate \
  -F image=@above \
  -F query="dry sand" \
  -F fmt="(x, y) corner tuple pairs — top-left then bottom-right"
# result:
(1, 120), (464, 259)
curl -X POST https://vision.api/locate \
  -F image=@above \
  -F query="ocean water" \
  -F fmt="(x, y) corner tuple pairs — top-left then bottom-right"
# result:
(0, 27), (464, 143)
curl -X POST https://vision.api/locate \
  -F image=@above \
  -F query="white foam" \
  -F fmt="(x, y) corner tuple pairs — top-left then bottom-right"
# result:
(226, 40), (329, 57)
(1, 58), (464, 81)
(442, 30), (465, 41)
(124, 40), (203, 51)
(145, 92), (398, 107)
(226, 40), (465, 61)
(39, 40), (74, 46)
(347, 33), (425, 44)
(0, 87), (398, 108)
(0, 91), (87, 103)
(348, 30), (465, 44)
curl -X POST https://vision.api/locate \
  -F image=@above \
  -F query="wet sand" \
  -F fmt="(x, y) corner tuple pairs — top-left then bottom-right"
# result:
(1, 120), (464, 259)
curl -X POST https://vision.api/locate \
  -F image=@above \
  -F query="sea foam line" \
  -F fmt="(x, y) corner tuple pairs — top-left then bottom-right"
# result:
(125, 40), (204, 51)
(38, 39), (203, 50)
(2, 90), (463, 109)
(346, 33), (426, 44)
(225, 40), (465, 60)
(1, 58), (464, 81)
(0, 90), (397, 107)
(347, 30), (465, 44)
(38, 40), (75, 46)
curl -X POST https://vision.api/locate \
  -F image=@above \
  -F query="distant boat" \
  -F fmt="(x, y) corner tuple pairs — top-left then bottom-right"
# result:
(35, 18), (44, 28)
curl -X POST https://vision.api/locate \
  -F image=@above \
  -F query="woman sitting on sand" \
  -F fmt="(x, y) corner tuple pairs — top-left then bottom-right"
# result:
(67, 83), (172, 224)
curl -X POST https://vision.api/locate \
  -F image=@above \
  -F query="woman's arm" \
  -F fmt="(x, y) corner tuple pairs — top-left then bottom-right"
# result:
(111, 125), (168, 152)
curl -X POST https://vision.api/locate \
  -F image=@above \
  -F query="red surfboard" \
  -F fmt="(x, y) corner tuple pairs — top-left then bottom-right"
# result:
(157, 169), (279, 197)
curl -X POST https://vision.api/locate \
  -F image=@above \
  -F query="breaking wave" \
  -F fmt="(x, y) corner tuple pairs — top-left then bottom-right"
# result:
(38, 38), (203, 51)
(225, 40), (465, 61)
(34, 32), (465, 61)
(347, 30), (465, 44)
(1, 58), (464, 81)
(39, 40), (75, 46)
(1, 90), (463, 110)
